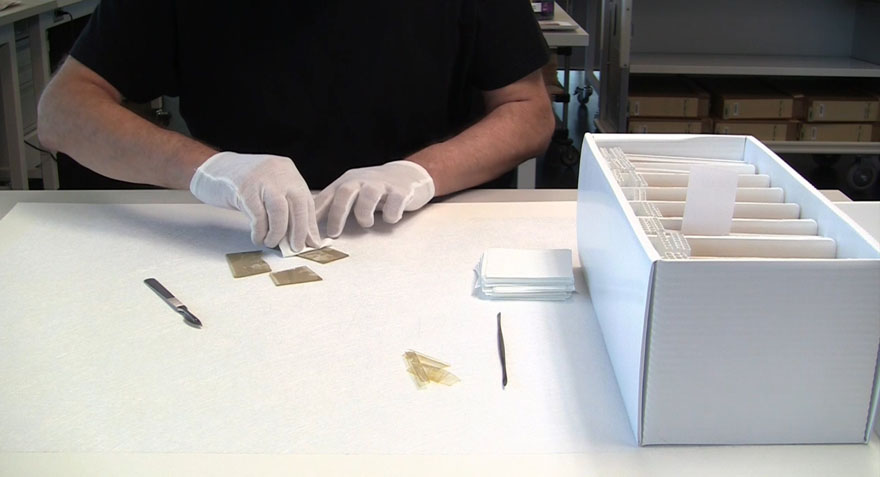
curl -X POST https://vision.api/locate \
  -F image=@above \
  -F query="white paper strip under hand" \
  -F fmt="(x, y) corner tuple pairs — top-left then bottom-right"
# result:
(276, 237), (333, 258)
(680, 165), (740, 236)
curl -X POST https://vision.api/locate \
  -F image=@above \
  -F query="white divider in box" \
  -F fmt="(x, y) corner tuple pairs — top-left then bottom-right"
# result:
(631, 161), (756, 174)
(621, 186), (785, 203)
(626, 154), (747, 164)
(577, 133), (880, 446)
(648, 234), (837, 259)
(645, 217), (819, 236)
(638, 171), (771, 188)
(630, 200), (800, 220)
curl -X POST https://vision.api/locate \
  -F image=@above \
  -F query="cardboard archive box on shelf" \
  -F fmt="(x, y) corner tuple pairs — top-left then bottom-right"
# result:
(628, 117), (713, 134)
(714, 119), (799, 141)
(800, 122), (880, 142)
(577, 133), (880, 446)
(697, 78), (796, 120)
(805, 95), (879, 123)
(767, 79), (880, 123)
(628, 76), (711, 118)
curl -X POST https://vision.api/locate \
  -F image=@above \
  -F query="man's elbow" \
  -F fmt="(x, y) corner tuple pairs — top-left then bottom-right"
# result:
(528, 99), (556, 158)
(36, 86), (62, 153)
(37, 58), (119, 154)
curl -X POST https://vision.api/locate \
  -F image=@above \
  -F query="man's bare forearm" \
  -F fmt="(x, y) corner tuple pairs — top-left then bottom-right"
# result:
(407, 70), (555, 196)
(38, 58), (216, 189)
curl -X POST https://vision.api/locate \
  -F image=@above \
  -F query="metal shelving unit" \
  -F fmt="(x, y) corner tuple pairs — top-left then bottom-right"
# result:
(629, 54), (880, 78)
(593, 0), (880, 156)
(0, 0), (98, 190)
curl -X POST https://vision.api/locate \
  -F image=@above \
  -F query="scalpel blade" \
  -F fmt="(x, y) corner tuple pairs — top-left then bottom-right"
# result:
(144, 278), (203, 328)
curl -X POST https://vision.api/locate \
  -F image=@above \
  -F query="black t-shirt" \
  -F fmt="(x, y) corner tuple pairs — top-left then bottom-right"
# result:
(70, 1), (549, 188)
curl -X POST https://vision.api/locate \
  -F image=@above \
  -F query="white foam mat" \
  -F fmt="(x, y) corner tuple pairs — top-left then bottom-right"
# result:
(0, 201), (630, 454)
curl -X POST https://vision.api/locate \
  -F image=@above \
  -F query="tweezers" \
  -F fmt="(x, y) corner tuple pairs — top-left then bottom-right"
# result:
(497, 312), (507, 389)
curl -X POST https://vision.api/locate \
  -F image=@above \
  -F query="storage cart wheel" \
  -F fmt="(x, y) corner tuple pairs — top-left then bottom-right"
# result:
(576, 84), (593, 106)
(846, 157), (878, 191)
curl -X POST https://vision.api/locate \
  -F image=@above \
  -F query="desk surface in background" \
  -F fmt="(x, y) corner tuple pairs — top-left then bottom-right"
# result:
(0, 0), (96, 25)
(542, 3), (589, 48)
(0, 0), (54, 26)
(0, 190), (877, 477)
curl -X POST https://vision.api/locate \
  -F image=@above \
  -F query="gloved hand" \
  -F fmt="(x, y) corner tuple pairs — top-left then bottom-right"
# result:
(189, 151), (322, 252)
(315, 160), (435, 237)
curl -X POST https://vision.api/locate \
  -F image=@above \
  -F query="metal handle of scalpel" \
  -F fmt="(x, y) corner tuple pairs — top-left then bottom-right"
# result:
(144, 278), (203, 328)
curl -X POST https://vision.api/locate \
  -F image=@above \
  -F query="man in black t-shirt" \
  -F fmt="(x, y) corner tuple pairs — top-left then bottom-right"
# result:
(38, 1), (554, 252)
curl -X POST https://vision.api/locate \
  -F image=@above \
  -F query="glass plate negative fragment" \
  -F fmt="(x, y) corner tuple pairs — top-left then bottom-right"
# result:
(424, 365), (460, 386)
(226, 251), (271, 278)
(403, 351), (430, 387)
(403, 350), (459, 388)
(270, 266), (322, 286)
(296, 247), (349, 264)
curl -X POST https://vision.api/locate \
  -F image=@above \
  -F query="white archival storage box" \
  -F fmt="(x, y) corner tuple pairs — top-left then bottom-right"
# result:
(576, 133), (880, 445)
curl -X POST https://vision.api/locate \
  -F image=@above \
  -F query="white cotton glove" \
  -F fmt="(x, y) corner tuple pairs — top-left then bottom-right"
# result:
(189, 151), (322, 252)
(315, 160), (435, 237)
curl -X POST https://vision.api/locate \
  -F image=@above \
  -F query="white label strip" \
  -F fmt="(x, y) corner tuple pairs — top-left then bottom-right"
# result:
(680, 165), (739, 236)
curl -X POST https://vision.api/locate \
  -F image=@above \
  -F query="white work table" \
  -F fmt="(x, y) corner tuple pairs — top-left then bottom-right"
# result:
(0, 189), (878, 477)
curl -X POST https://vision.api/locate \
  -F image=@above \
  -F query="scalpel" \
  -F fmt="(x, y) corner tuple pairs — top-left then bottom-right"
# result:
(144, 278), (203, 328)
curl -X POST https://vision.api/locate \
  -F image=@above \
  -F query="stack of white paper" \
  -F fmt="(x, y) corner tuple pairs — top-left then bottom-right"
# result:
(475, 248), (575, 300)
